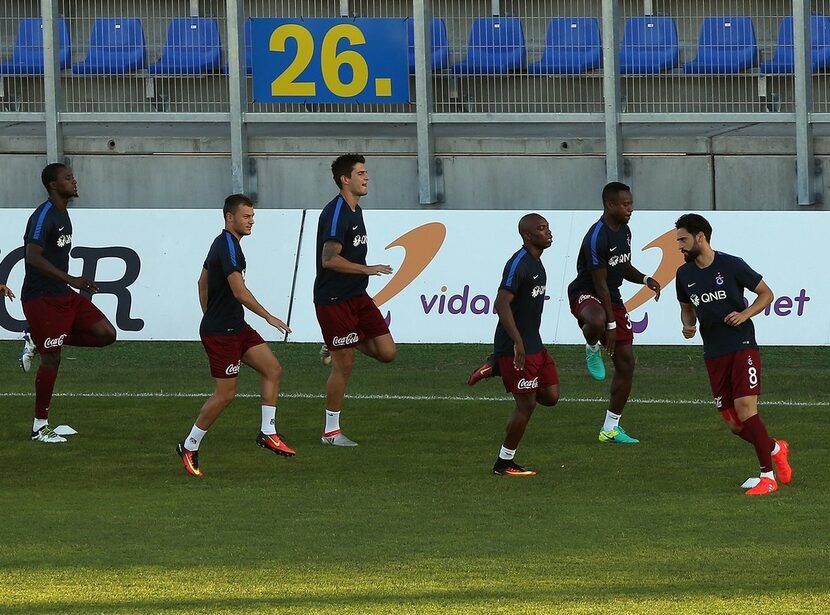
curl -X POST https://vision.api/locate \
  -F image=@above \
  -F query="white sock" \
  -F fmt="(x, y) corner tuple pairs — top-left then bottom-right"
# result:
(761, 470), (775, 481)
(261, 405), (277, 435)
(185, 425), (207, 451)
(587, 342), (600, 352)
(603, 410), (622, 432)
(33, 418), (48, 432)
(771, 441), (780, 455)
(325, 409), (340, 435)
(499, 446), (516, 461)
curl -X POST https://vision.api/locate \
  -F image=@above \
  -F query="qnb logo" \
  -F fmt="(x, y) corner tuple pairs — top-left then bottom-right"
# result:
(332, 332), (358, 347)
(225, 362), (241, 376)
(608, 253), (631, 268)
(531, 285), (546, 298)
(353, 235), (368, 247)
(691, 290), (727, 307)
(56, 234), (72, 248)
(517, 377), (538, 390)
(43, 334), (67, 349)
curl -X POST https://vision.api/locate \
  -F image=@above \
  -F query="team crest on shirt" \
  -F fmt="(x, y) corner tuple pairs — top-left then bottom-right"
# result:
(715, 272), (724, 285)
(56, 234), (71, 248)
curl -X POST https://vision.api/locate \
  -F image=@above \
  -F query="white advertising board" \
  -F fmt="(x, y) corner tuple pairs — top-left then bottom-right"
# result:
(1, 209), (826, 345)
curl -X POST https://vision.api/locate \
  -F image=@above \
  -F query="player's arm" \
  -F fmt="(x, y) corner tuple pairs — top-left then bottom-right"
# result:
(679, 302), (697, 338)
(623, 262), (661, 301)
(725, 280), (774, 327)
(25, 243), (98, 292)
(493, 288), (526, 371)
(320, 240), (392, 276)
(0, 284), (15, 300)
(227, 272), (291, 334)
(197, 268), (208, 314)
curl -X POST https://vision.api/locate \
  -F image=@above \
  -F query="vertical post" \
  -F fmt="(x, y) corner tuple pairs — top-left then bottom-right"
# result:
(793, 1), (817, 205)
(189, 1), (200, 17)
(41, 0), (63, 163)
(339, 1), (350, 18)
(227, 0), (249, 195)
(601, 0), (623, 183)
(491, 1), (500, 16)
(414, 0), (441, 205)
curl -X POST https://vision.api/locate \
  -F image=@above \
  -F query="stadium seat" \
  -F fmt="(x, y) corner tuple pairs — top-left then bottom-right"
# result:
(72, 18), (146, 74)
(618, 16), (679, 74)
(452, 17), (526, 75)
(760, 15), (830, 74)
(407, 18), (450, 73)
(148, 17), (222, 75)
(528, 17), (602, 75)
(0, 17), (71, 75)
(683, 16), (757, 74)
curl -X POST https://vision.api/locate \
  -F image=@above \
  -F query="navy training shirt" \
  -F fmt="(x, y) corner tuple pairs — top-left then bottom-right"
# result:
(200, 230), (248, 336)
(313, 195), (369, 305)
(675, 251), (763, 358)
(493, 248), (548, 357)
(21, 200), (73, 302)
(567, 218), (632, 305)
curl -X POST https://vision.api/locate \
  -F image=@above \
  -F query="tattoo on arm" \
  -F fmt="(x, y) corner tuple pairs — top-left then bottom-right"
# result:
(322, 241), (341, 263)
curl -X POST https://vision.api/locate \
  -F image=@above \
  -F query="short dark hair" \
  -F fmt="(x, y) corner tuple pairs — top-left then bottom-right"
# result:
(331, 153), (366, 189)
(675, 213), (712, 242)
(223, 193), (254, 217)
(602, 181), (631, 206)
(41, 163), (68, 190)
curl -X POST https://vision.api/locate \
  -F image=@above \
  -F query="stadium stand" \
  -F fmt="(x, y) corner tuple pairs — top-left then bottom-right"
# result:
(760, 15), (830, 74)
(72, 18), (146, 75)
(618, 16), (680, 74)
(147, 17), (222, 75)
(683, 16), (758, 74)
(0, 17), (70, 75)
(452, 17), (527, 75)
(527, 17), (602, 75)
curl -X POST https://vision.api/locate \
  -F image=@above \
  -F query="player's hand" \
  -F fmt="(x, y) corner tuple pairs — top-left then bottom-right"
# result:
(646, 276), (661, 301)
(682, 324), (697, 339)
(724, 311), (749, 327)
(266, 315), (291, 334)
(71, 276), (99, 293)
(604, 327), (617, 357)
(512, 341), (526, 371)
(0, 284), (14, 300)
(366, 264), (393, 276)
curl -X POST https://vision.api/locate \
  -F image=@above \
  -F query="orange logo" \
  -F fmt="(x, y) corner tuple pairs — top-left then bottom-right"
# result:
(625, 229), (685, 332)
(372, 222), (446, 308)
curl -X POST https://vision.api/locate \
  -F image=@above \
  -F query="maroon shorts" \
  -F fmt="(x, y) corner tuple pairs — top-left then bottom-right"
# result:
(22, 292), (107, 354)
(201, 326), (265, 379)
(315, 293), (390, 350)
(704, 349), (762, 410)
(570, 293), (634, 346)
(496, 348), (560, 395)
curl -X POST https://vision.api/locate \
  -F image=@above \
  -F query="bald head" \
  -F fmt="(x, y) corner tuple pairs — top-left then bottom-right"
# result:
(518, 213), (545, 236)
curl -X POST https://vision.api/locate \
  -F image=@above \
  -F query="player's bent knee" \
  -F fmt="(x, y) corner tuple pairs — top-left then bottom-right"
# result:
(377, 347), (397, 363)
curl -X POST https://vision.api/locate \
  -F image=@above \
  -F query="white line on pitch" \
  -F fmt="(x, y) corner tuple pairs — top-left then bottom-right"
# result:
(0, 391), (826, 406)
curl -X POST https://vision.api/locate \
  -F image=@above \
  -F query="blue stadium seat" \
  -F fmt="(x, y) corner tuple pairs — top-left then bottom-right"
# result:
(618, 16), (679, 74)
(452, 17), (526, 75)
(0, 17), (71, 75)
(407, 18), (450, 73)
(683, 16), (757, 74)
(528, 17), (601, 75)
(760, 15), (830, 74)
(72, 18), (146, 74)
(148, 18), (222, 75)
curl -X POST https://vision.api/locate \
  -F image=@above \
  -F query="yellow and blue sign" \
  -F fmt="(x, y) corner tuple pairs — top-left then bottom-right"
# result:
(252, 18), (410, 104)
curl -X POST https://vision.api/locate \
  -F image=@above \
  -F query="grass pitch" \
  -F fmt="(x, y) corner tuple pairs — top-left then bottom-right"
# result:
(0, 341), (828, 614)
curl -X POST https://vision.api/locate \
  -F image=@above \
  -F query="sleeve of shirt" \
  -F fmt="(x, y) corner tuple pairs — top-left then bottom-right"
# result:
(499, 254), (526, 294)
(675, 271), (689, 303)
(584, 227), (608, 271)
(322, 200), (349, 245)
(733, 257), (763, 292)
(219, 235), (244, 278)
(27, 208), (54, 247)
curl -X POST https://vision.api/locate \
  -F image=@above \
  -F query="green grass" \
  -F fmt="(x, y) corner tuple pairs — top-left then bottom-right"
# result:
(1, 342), (828, 614)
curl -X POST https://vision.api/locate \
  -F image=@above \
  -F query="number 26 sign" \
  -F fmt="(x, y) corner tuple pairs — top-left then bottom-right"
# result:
(252, 18), (410, 104)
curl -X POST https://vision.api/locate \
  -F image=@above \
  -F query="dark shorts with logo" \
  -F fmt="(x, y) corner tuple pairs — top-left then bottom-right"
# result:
(315, 293), (390, 350)
(496, 348), (559, 395)
(569, 293), (634, 346)
(22, 291), (106, 354)
(201, 326), (265, 379)
(704, 348), (762, 410)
